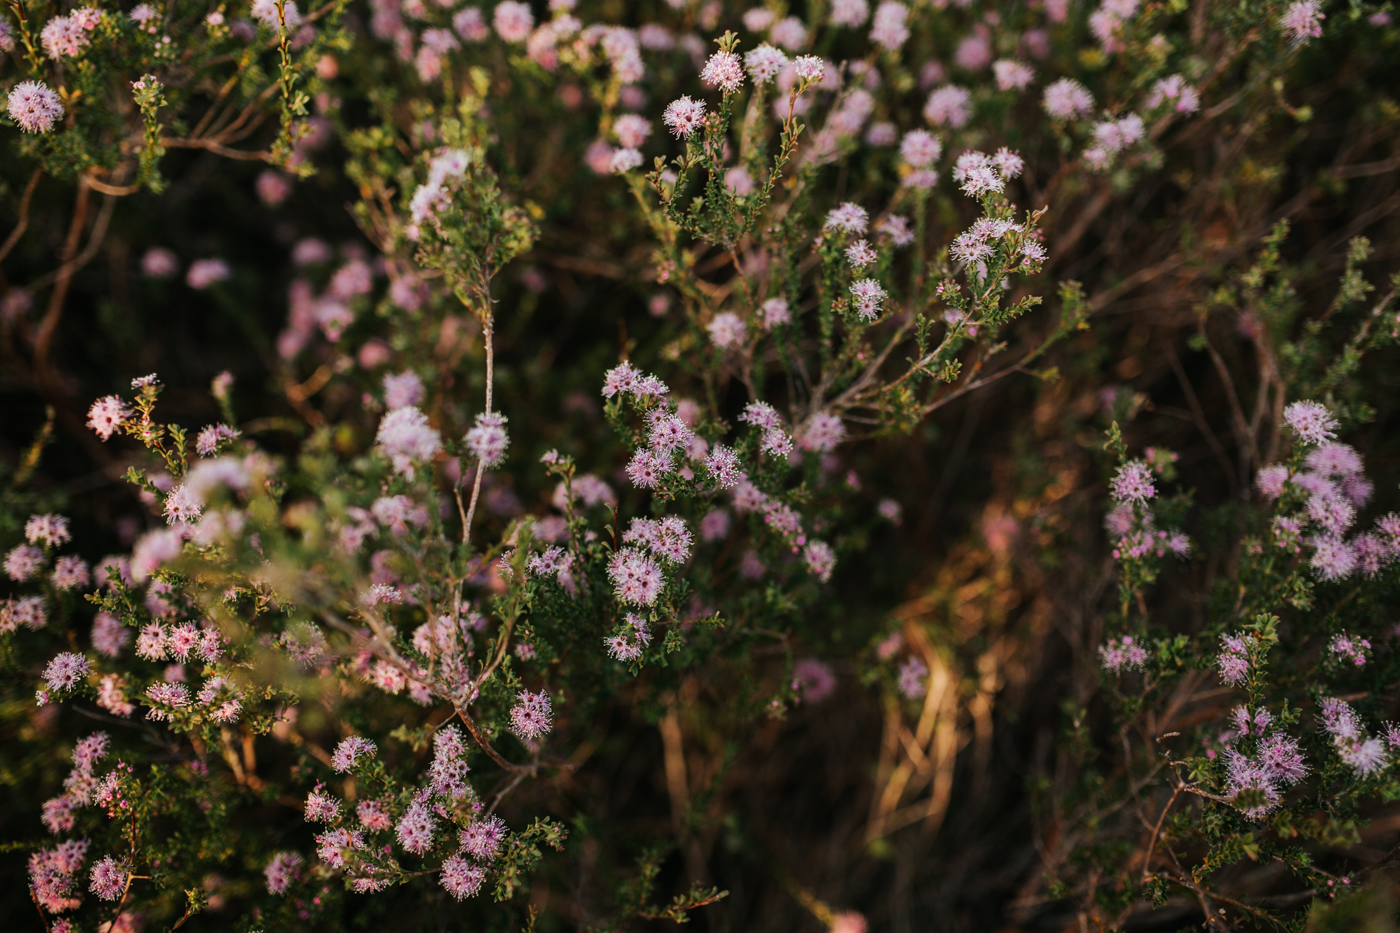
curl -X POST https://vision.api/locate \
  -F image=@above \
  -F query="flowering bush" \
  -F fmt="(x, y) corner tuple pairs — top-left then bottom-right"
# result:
(2, 0), (1399, 930)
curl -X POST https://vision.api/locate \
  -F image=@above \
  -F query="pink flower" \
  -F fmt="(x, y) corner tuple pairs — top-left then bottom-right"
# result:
(439, 856), (486, 899)
(8, 81), (64, 133)
(131, 528), (182, 583)
(256, 171), (292, 205)
(700, 509), (731, 541)
(742, 8), (774, 30)
(993, 59), (1035, 91)
(460, 815), (508, 859)
(804, 541), (836, 581)
(723, 166), (755, 196)
(163, 484), (203, 525)
(897, 656), (928, 699)
(651, 516), (693, 563)
(141, 247), (180, 277)
(5, 543), (44, 581)
(1256, 464), (1290, 498)
(186, 258), (231, 289)
(1279, 0), (1324, 43)
(52, 556), (90, 591)
(704, 445), (742, 488)
(648, 415), (693, 453)
(960, 164), (1004, 197)
(869, 1), (909, 51)
(923, 85), (972, 127)
(144, 681), (190, 719)
(43, 652), (90, 692)
(610, 147), (643, 173)
(464, 411), (510, 467)
(250, 0), (302, 29)
(607, 548), (664, 605)
(824, 202), (869, 233)
(357, 799), (392, 831)
(662, 96), (707, 138)
(454, 7), (488, 41)
(1110, 460), (1156, 503)
(876, 215), (914, 246)
(305, 789), (341, 823)
(195, 423), (241, 457)
(849, 279), (886, 321)
(626, 448), (672, 488)
(761, 297), (791, 328)
(315, 828), (364, 868)
(96, 674), (134, 717)
(509, 689), (553, 739)
(741, 401), (783, 431)
(707, 311), (747, 349)
(1217, 634), (1250, 685)
(331, 736), (377, 772)
(700, 50), (745, 93)
(0, 595), (45, 633)
(955, 29), (992, 70)
(40, 17), (89, 59)
(1099, 636), (1149, 673)
(91, 612), (130, 657)
(1330, 633), (1371, 668)
(613, 114), (651, 148)
(396, 801), (438, 853)
(794, 659), (836, 701)
(1043, 77), (1095, 119)
(89, 856), (127, 900)
(831, 913), (868, 933)
(86, 396), (131, 441)
(878, 499), (903, 524)
(72, 732), (109, 773)
(1310, 535), (1357, 581)
(800, 413), (846, 452)
(493, 1), (533, 42)
(1146, 75), (1200, 114)
(39, 796), (78, 836)
(793, 54), (824, 82)
(866, 122), (897, 146)
(899, 130), (942, 168)
(1339, 737), (1387, 775)
(830, 0), (870, 27)
(845, 240), (877, 268)
(744, 43), (788, 83)
(770, 15), (807, 49)
(264, 852), (303, 894)
(376, 406), (442, 478)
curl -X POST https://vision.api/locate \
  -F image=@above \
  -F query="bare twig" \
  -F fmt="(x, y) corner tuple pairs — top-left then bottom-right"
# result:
(0, 168), (42, 264)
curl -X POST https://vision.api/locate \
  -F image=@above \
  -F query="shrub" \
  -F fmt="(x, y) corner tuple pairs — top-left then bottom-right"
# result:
(2, 0), (1398, 930)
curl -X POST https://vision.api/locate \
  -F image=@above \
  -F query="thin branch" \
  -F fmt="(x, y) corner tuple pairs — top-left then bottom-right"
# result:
(453, 707), (521, 773)
(1140, 784), (1183, 883)
(0, 168), (42, 264)
(159, 137), (274, 161)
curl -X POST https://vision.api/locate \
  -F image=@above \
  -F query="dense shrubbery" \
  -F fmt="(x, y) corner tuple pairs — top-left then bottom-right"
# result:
(2, 0), (1400, 930)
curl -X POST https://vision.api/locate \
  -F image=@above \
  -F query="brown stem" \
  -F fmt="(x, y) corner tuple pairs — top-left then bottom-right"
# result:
(1166, 342), (1237, 493)
(1197, 319), (1259, 483)
(33, 182), (92, 369)
(454, 707), (519, 772)
(1140, 784), (1183, 883)
(33, 190), (118, 380)
(0, 168), (41, 265)
(29, 886), (51, 933)
(158, 137), (274, 161)
(459, 283), (494, 548)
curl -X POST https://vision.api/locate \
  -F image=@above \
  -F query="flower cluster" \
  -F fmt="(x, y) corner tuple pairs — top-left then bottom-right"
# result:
(1253, 406), (1399, 581)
